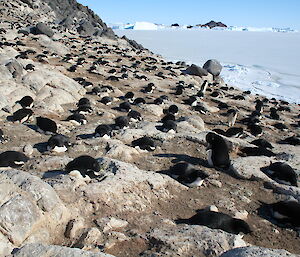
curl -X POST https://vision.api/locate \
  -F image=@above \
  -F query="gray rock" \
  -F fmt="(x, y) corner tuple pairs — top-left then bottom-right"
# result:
(185, 64), (208, 77)
(77, 20), (95, 36)
(0, 194), (41, 245)
(5, 60), (23, 79)
(101, 28), (116, 40)
(142, 224), (247, 256)
(33, 23), (54, 37)
(203, 59), (222, 76)
(220, 246), (300, 257)
(12, 243), (115, 257)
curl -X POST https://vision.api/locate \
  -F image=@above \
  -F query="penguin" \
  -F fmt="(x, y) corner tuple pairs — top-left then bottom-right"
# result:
(144, 83), (155, 93)
(255, 99), (264, 113)
(198, 80), (208, 96)
(75, 105), (93, 115)
(25, 64), (35, 71)
(17, 96), (34, 108)
(227, 109), (238, 127)
(168, 105), (179, 115)
(273, 123), (288, 131)
(94, 124), (112, 139)
(77, 98), (91, 107)
(225, 127), (244, 138)
(206, 132), (231, 170)
(269, 200), (300, 228)
(124, 91), (134, 103)
(212, 128), (227, 137)
(248, 124), (263, 137)
(36, 117), (57, 134)
(251, 139), (273, 149)
(66, 113), (87, 125)
(12, 108), (33, 123)
(240, 147), (275, 157)
(184, 96), (198, 107)
(0, 151), (29, 168)
(169, 162), (209, 187)
(132, 136), (156, 151)
(0, 129), (4, 142)
(47, 134), (70, 153)
(278, 136), (300, 146)
(65, 155), (100, 179)
(115, 116), (129, 129)
(119, 102), (131, 112)
(176, 209), (251, 235)
(154, 97), (164, 105)
(161, 113), (176, 123)
(265, 162), (298, 186)
(107, 75), (119, 81)
(128, 110), (142, 122)
(100, 96), (113, 105)
(175, 86), (184, 95)
(67, 65), (77, 72)
(161, 120), (177, 133)
(133, 97), (146, 105)
(88, 86), (101, 96)
(270, 107), (280, 120)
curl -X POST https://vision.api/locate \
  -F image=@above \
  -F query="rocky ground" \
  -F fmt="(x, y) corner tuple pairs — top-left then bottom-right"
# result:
(0, 0), (300, 257)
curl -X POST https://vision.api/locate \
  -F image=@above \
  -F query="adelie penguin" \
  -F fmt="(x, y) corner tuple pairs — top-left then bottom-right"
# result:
(167, 105), (179, 115)
(0, 151), (29, 168)
(47, 134), (70, 153)
(0, 129), (4, 142)
(161, 120), (177, 133)
(17, 95), (34, 108)
(132, 136), (156, 151)
(144, 83), (155, 93)
(36, 117), (57, 134)
(227, 109), (238, 127)
(265, 162), (298, 186)
(169, 162), (209, 187)
(119, 102), (131, 112)
(94, 124), (112, 139)
(65, 155), (100, 179)
(128, 110), (142, 122)
(251, 138), (273, 149)
(206, 132), (231, 170)
(100, 96), (113, 105)
(255, 99), (264, 113)
(278, 136), (300, 146)
(77, 97), (91, 107)
(133, 97), (146, 105)
(66, 113), (87, 125)
(124, 91), (134, 103)
(115, 116), (129, 129)
(176, 209), (251, 235)
(12, 108), (33, 123)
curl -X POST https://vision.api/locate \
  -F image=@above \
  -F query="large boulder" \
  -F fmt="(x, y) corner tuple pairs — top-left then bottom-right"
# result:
(32, 22), (54, 37)
(203, 59), (222, 76)
(185, 64), (208, 77)
(220, 246), (300, 257)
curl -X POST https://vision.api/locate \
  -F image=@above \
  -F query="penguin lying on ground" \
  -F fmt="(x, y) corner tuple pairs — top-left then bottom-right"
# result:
(176, 209), (252, 235)
(36, 117), (57, 134)
(0, 151), (29, 168)
(264, 162), (298, 186)
(132, 136), (156, 151)
(47, 134), (70, 153)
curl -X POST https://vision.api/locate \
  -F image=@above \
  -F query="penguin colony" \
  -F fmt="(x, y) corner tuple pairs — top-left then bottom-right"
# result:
(0, 26), (299, 247)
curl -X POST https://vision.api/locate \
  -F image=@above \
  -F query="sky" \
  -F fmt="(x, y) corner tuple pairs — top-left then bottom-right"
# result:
(77, 0), (300, 29)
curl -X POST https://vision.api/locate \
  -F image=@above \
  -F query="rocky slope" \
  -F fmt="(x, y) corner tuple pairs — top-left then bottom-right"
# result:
(0, 0), (300, 257)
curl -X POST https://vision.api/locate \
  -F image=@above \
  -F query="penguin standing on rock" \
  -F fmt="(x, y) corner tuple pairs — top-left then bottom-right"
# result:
(17, 96), (34, 108)
(227, 109), (238, 127)
(206, 132), (231, 170)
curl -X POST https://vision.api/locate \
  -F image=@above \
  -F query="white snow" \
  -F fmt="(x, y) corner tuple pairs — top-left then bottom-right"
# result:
(111, 22), (158, 30)
(115, 29), (300, 103)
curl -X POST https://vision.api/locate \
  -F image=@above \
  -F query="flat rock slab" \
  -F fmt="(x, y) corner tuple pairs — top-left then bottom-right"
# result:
(142, 224), (247, 257)
(220, 246), (300, 257)
(11, 243), (115, 257)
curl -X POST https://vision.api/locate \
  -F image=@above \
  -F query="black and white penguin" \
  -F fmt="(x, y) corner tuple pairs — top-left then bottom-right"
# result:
(198, 80), (208, 96)
(206, 132), (231, 170)
(270, 107), (280, 120)
(278, 136), (300, 146)
(269, 200), (300, 228)
(47, 134), (70, 153)
(115, 116), (129, 129)
(227, 109), (238, 127)
(119, 102), (131, 112)
(128, 110), (142, 122)
(65, 155), (100, 179)
(0, 129), (4, 142)
(161, 120), (177, 133)
(0, 151), (29, 167)
(144, 83), (155, 93)
(255, 99), (264, 113)
(273, 122), (288, 131)
(176, 209), (251, 235)
(240, 147), (275, 157)
(175, 85), (184, 95)
(36, 117), (57, 134)
(133, 97), (146, 105)
(75, 105), (93, 115)
(12, 109), (33, 123)
(265, 162), (298, 186)
(161, 113), (176, 123)
(77, 97), (91, 107)
(66, 113), (87, 125)
(168, 105), (179, 115)
(25, 64), (35, 71)
(100, 96), (113, 105)
(251, 139), (273, 149)
(248, 124), (263, 137)
(184, 96), (198, 107)
(154, 97), (164, 105)
(132, 136), (156, 151)
(94, 124), (112, 139)
(225, 127), (244, 138)
(124, 91), (134, 103)
(169, 162), (209, 187)
(17, 96), (34, 108)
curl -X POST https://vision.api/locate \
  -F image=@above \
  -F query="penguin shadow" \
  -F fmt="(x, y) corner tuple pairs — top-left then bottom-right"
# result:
(25, 124), (39, 132)
(33, 142), (48, 153)
(6, 115), (14, 122)
(42, 169), (66, 179)
(154, 153), (208, 167)
(76, 133), (95, 140)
